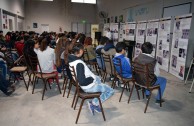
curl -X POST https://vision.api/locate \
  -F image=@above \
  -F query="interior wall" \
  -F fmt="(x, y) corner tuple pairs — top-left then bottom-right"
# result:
(0, 0), (24, 17)
(97, 0), (194, 68)
(24, 0), (97, 33)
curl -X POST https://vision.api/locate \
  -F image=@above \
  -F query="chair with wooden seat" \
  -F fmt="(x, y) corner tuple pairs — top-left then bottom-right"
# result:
(28, 55), (61, 100)
(128, 61), (162, 113)
(4, 50), (28, 90)
(112, 57), (139, 102)
(101, 54), (114, 82)
(83, 49), (99, 75)
(62, 62), (77, 108)
(69, 65), (106, 124)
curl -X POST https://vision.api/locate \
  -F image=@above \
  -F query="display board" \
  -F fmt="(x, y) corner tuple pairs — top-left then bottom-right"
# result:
(169, 14), (192, 80)
(119, 23), (125, 42)
(156, 17), (172, 72)
(146, 19), (159, 56)
(110, 23), (119, 45)
(134, 21), (147, 57)
(103, 23), (110, 36)
(125, 22), (136, 41)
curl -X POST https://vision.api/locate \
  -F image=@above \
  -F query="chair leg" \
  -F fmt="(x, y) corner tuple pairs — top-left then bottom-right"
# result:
(56, 80), (61, 94)
(47, 80), (51, 89)
(21, 72), (28, 91)
(119, 81), (127, 102)
(97, 97), (106, 121)
(159, 87), (162, 107)
(128, 83), (135, 103)
(75, 99), (85, 124)
(94, 64), (99, 75)
(111, 77), (116, 89)
(67, 80), (73, 98)
(74, 94), (79, 110)
(62, 77), (67, 89)
(189, 78), (194, 93)
(142, 88), (145, 99)
(42, 79), (47, 100)
(136, 86), (140, 100)
(32, 76), (36, 94)
(103, 73), (107, 83)
(72, 90), (77, 108)
(63, 78), (68, 97)
(144, 91), (152, 113)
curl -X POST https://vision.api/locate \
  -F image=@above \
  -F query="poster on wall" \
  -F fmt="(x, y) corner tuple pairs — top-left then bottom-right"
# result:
(119, 23), (125, 42)
(169, 14), (192, 80)
(110, 23), (119, 45)
(156, 17), (172, 72)
(41, 24), (49, 32)
(125, 22), (136, 41)
(146, 19), (159, 56)
(134, 21), (147, 57)
(103, 23), (110, 36)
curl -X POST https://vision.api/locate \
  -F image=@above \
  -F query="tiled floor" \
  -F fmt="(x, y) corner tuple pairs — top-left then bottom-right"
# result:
(0, 70), (194, 126)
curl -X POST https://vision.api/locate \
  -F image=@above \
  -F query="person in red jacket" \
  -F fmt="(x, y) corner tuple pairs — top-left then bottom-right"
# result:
(15, 36), (24, 56)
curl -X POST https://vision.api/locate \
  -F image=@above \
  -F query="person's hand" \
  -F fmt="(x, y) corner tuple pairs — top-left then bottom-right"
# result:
(1, 47), (6, 51)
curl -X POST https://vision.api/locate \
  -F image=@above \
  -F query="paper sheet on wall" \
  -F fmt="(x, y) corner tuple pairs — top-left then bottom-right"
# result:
(135, 21), (147, 57)
(156, 17), (172, 72)
(103, 23), (110, 36)
(119, 23), (125, 42)
(41, 24), (49, 32)
(169, 14), (192, 80)
(125, 22), (136, 41)
(146, 19), (159, 57)
(110, 23), (119, 45)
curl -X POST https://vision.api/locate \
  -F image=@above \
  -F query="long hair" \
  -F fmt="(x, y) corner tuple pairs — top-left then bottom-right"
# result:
(63, 40), (75, 64)
(40, 38), (48, 51)
(84, 37), (92, 46)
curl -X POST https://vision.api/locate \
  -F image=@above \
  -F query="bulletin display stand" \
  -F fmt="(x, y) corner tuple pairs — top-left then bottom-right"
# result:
(169, 14), (193, 80)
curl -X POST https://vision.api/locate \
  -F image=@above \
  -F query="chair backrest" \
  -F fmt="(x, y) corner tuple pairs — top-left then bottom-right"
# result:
(27, 55), (42, 75)
(69, 65), (81, 93)
(96, 53), (105, 70)
(132, 61), (156, 88)
(102, 54), (114, 75)
(83, 49), (89, 63)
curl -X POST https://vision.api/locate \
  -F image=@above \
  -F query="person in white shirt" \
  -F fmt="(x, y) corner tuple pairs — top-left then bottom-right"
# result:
(36, 38), (58, 84)
(106, 28), (112, 40)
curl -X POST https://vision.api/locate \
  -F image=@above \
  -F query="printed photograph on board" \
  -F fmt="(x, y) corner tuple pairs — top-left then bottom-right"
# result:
(181, 29), (190, 39)
(176, 21), (180, 30)
(179, 48), (186, 58)
(163, 50), (169, 58)
(157, 56), (163, 65)
(172, 55), (177, 68)
(174, 39), (178, 48)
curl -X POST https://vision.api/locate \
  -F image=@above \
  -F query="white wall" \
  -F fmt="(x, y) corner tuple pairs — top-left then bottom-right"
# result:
(0, 0), (24, 17)
(24, 0), (97, 33)
(97, 0), (194, 68)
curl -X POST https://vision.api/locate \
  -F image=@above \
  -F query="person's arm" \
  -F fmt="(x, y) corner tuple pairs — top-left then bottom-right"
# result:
(96, 48), (102, 54)
(154, 62), (160, 77)
(76, 63), (94, 86)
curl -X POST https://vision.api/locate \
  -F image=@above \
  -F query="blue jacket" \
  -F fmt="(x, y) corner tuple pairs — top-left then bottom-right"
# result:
(113, 54), (132, 78)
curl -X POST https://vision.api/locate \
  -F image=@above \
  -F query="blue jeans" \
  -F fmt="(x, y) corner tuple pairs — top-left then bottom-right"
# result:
(0, 61), (7, 80)
(145, 76), (167, 100)
(83, 77), (114, 106)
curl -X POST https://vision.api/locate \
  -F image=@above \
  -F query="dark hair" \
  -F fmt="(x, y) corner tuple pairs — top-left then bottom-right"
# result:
(40, 38), (48, 51)
(115, 42), (126, 53)
(141, 42), (153, 54)
(71, 43), (84, 55)
(102, 36), (110, 44)
(99, 36), (106, 45)
(0, 31), (3, 34)
(84, 37), (92, 46)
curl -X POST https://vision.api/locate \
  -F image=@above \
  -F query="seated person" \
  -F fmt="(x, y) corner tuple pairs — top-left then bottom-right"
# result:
(68, 43), (114, 115)
(84, 37), (96, 62)
(15, 36), (25, 56)
(134, 42), (166, 104)
(113, 42), (132, 79)
(35, 38), (59, 84)
(96, 37), (106, 70)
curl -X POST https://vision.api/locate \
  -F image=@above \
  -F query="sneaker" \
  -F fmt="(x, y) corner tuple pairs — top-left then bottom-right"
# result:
(87, 101), (94, 115)
(93, 105), (102, 113)
(155, 99), (165, 104)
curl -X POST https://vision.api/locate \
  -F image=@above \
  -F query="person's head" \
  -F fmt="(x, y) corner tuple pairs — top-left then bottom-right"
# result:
(141, 42), (153, 54)
(102, 36), (110, 44)
(0, 31), (3, 36)
(34, 39), (40, 49)
(84, 37), (92, 46)
(40, 38), (48, 51)
(71, 43), (84, 58)
(115, 42), (127, 54)
(18, 36), (24, 43)
(99, 36), (107, 45)
(23, 39), (35, 53)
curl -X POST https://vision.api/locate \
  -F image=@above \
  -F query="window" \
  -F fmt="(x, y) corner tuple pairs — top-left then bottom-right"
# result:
(71, 0), (96, 4)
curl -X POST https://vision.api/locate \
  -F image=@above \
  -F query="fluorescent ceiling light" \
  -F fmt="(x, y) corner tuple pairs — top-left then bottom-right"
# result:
(71, 0), (96, 4)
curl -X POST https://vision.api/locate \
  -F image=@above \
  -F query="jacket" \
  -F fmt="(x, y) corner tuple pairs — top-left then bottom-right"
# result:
(113, 53), (132, 78)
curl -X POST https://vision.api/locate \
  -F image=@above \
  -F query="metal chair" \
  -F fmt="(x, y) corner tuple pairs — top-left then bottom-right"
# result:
(128, 61), (162, 113)
(69, 65), (106, 124)
(28, 55), (61, 100)
(185, 58), (194, 93)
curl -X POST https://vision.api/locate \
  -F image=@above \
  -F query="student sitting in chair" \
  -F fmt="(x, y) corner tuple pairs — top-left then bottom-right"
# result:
(68, 43), (114, 115)
(134, 42), (166, 104)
